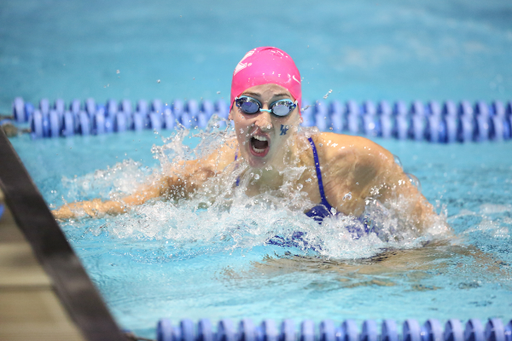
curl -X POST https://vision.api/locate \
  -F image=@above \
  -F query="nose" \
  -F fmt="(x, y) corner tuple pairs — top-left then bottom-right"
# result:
(254, 109), (273, 131)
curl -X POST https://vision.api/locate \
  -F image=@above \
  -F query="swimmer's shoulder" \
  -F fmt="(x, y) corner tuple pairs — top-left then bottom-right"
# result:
(313, 132), (394, 165)
(203, 137), (238, 172)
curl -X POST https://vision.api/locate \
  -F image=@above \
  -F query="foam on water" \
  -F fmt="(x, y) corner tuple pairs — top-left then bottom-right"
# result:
(59, 160), (151, 202)
(59, 116), (451, 261)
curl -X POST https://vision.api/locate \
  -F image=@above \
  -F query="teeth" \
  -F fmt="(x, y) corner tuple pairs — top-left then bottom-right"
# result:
(253, 135), (268, 141)
(251, 135), (268, 154)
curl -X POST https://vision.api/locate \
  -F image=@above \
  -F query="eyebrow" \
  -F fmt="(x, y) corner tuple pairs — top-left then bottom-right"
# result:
(242, 92), (291, 100)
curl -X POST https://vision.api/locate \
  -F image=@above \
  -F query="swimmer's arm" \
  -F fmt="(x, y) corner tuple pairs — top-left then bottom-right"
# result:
(52, 141), (237, 220)
(52, 178), (166, 220)
(159, 140), (237, 198)
(52, 163), (210, 220)
(323, 134), (441, 232)
(352, 140), (441, 232)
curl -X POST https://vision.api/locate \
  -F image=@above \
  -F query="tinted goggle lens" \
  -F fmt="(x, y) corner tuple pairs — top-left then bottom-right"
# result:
(237, 98), (260, 114)
(272, 100), (296, 116)
(235, 96), (296, 117)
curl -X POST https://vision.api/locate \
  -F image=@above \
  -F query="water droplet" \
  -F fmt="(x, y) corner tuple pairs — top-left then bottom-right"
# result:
(343, 192), (352, 201)
(394, 155), (402, 168)
(407, 173), (422, 191)
(323, 89), (333, 99)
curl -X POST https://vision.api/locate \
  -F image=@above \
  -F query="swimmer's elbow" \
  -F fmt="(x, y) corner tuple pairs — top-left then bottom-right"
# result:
(123, 184), (164, 206)
(415, 197), (450, 234)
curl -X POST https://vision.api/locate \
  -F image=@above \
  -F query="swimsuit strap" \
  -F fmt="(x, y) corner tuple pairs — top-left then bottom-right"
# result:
(234, 149), (240, 186)
(308, 137), (333, 210)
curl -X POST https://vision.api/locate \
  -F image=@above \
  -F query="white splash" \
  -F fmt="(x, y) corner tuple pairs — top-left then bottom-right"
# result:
(58, 116), (451, 260)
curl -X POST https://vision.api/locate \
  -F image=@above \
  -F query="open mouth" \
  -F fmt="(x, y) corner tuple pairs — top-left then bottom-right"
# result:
(250, 135), (270, 156)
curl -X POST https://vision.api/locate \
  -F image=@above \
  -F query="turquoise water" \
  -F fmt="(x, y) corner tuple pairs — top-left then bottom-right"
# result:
(9, 129), (512, 337)
(1, 0), (511, 112)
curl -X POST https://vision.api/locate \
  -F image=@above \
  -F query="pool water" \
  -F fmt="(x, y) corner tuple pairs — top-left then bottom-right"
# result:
(1, 0), (511, 111)
(9, 127), (512, 338)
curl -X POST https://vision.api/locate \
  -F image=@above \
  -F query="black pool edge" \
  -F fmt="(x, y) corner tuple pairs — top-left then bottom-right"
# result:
(0, 129), (128, 341)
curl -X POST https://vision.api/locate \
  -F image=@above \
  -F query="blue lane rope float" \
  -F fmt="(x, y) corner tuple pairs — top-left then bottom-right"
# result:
(10, 97), (512, 142)
(154, 318), (512, 341)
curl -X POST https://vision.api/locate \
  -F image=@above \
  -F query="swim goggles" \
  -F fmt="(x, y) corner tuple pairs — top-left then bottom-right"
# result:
(235, 96), (297, 117)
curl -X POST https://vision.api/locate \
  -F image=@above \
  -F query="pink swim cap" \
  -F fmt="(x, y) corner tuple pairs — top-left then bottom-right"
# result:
(230, 47), (302, 113)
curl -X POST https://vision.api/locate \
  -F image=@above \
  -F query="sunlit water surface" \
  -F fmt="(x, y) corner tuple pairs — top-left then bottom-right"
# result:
(9, 123), (512, 338)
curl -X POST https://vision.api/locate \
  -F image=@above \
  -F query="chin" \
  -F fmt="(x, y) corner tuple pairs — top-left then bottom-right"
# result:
(246, 154), (270, 169)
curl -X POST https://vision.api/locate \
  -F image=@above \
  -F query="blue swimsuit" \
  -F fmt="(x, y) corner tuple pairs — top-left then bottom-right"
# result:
(304, 137), (372, 239)
(304, 137), (336, 222)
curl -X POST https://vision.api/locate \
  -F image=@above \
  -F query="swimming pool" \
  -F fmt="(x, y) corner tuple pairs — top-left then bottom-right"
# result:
(2, 0), (512, 338)
(8, 118), (512, 338)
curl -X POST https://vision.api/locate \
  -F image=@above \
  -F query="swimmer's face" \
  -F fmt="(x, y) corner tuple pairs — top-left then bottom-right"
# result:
(229, 83), (301, 169)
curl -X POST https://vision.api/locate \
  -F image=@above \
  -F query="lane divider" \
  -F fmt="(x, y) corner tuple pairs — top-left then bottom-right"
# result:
(10, 97), (512, 142)
(155, 318), (512, 341)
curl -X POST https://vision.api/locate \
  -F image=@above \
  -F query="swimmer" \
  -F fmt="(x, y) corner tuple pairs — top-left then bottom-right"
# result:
(53, 46), (445, 236)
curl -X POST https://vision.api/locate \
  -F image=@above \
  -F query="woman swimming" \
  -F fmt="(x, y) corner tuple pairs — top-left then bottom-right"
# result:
(53, 46), (444, 237)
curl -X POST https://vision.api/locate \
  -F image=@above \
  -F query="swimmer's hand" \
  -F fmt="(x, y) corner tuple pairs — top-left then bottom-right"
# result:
(52, 199), (127, 220)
